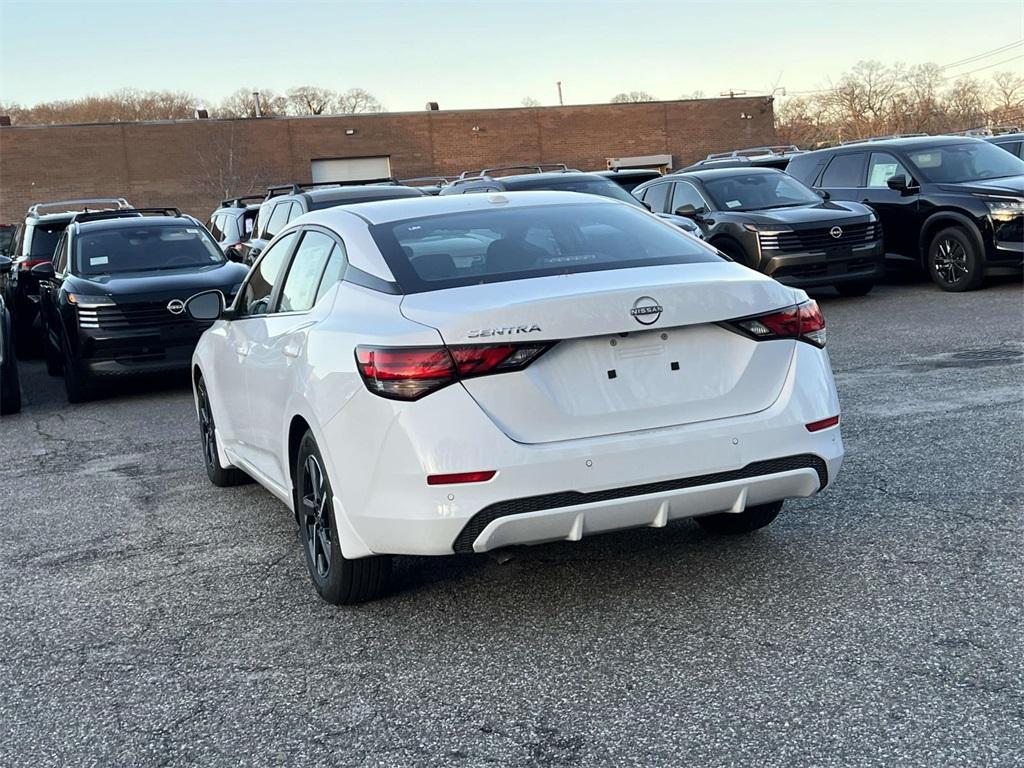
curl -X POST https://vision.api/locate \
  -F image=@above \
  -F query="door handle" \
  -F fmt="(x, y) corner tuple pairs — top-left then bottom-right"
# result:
(283, 343), (301, 359)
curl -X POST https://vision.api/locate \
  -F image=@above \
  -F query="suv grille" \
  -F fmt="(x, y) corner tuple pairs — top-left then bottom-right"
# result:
(78, 301), (194, 330)
(759, 222), (878, 252)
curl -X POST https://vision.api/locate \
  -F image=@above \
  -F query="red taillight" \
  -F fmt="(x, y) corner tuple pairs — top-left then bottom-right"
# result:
(355, 342), (553, 401)
(20, 258), (50, 271)
(427, 470), (496, 485)
(727, 300), (826, 347)
(806, 415), (840, 432)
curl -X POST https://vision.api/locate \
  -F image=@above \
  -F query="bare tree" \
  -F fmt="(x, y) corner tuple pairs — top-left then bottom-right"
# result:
(680, 90), (706, 99)
(521, 96), (541, 107)
(190, 122), (271, 201)
(610, 91), (657, 103)
(991, 70), (1024, 114)
(287, 86), (337, 116)
(215, 88), (287, 118)
(336, 88), (384, 114)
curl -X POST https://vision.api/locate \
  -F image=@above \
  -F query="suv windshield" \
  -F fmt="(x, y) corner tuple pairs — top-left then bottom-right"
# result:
(370, 202), (720, 293)
(702, 172), (821, 212)
(510, 177), (645, 207)
(76, 224), (225, 275)
(906, 141), (1024, 183)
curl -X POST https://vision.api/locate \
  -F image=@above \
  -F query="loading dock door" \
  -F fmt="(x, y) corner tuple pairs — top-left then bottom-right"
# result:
(311, 156), (392, 182)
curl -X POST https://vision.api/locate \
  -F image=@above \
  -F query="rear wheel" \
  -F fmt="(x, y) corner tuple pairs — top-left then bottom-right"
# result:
(296, 431), (391, 604)
(928, 227), (984, 292)
(61, 332), (92, 403)
(695, 500), (783, 535)
(834, 279), (874, 297)
(196, 376), (251, 487)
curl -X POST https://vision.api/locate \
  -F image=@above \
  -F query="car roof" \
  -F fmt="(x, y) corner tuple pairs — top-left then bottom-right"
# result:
(670, 166), (785, 182)
(76, 215), (195, 233)
(595, 169), (662, 177)
(495, 171), (608, 187)
(802, 135), (987, 156)
(986, 132), (1024, 142)
(298, 189), (622, 227)
(302, 185), (424, 203)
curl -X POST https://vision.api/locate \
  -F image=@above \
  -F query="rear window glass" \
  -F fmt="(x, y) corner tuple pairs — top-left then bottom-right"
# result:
(370, 202), (721, 294)
(28, 223), (67, 258)
(76, 224), (225, 275)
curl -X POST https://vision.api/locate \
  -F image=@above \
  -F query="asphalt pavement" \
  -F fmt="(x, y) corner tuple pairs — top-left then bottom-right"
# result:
(1, 276), (1022, 767)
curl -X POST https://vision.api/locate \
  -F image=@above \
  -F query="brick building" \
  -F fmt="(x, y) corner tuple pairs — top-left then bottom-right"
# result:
(0, 97), (775, 222)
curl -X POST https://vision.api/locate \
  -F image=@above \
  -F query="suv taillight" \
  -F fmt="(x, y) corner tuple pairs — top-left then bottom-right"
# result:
(724, 301), (826, 347)
(355, 342), (554, 401)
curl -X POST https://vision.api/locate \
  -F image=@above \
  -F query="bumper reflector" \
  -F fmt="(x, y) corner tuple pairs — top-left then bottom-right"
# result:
(427, 470), (497, 486)
(805, 415), (840, 432)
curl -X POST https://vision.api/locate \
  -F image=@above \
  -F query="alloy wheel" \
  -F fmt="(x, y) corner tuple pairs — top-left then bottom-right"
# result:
(933, 237), (969, 285)
(301, 455), (332, 579)
(197, 382), (218, 468)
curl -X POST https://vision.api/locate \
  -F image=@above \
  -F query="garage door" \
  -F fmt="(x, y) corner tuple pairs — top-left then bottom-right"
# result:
(311, 156), (392, 182)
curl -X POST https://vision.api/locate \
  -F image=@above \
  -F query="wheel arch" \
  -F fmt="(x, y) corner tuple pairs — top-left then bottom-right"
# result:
(287, 414), (313, 520)
(920, 211), (985, 267)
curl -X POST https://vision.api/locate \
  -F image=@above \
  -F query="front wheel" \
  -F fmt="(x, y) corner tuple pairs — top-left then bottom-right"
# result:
(928, 227), (984, 292)
(296, 431), (391, 604)
(834, 279), (875, 297)
(62, 332), (92, 403)
(695, 500), (783, 535)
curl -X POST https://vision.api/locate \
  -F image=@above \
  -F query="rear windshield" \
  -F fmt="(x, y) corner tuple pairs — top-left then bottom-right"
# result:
(308, 188), (423, 211)
(76, 224), (225, 275)
(370, 202), (721, 293)
(508, 177), (645, 207)
(29, 223), (67, 257)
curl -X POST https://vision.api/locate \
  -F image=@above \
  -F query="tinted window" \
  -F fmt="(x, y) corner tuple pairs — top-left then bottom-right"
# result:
(867, 152), (911, 187)
(75, 224), (224, 275)
(237, 232), (297, 316)
(906, 141), (1024, 183)
(0, 227), (14, 255)
(264, 202), (293, 239)
(702, 172), (821, 212)
(370, 202), (721, 294)
(241, 211), (258, 238)
(28, 223), (66, 258)
(255, 201), (274, 238)
(54, 234), (69, 272)
(314, 243), (348, 304)
(277, 231), (335, 313)
(820, 153), (866, 187)
(286, 202), (304, 223)
(307, 189), (424, 210)
(670, 181), (708, 213)
(208, 215), (224, 241)
(638, 182), (671, 213)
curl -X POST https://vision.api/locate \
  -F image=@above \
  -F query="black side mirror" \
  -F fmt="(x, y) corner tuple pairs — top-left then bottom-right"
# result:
(0, 255), (11, 274)
(816, 188), (831, 200)
(887, 174), (912, 193)
(225, 246), (243, 263)
(674, 204), (699, 219)
(185, 290), (226, 321)
(30, 262), (55, 279)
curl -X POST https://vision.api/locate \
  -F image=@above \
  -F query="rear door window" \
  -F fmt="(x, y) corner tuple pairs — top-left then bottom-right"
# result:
(276, 231), (335, 313)
(638, 182), (670, 213)
(669, 181), (708, 214)
(820, 153), (867, 187)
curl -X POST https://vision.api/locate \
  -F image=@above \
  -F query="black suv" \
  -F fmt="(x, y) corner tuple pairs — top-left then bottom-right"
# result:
(4, 198), (132, 354)
(984, 132), (1024, 160)
(439, 164), (703, 237)
(34, 209), (249, 402)
(679, 145), (808, 173)
(787, 135), (1024, 291)
(241, 179), (425, 264)
(0, 259), (21, 415)
(207, 195), (262, 261)
(595, 168), (664, 192)
(633, 167), (883, 294)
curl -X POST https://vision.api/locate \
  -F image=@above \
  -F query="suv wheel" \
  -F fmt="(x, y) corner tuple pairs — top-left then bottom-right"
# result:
(834, 279), (874, 297)
(296, 431), (391, 604)
(196, 376), (251, 487)
(714, 239), (753, 269)
(695, 500), (783, 535)
(62, 332), (92, 403)
(928, 227), (984, 292)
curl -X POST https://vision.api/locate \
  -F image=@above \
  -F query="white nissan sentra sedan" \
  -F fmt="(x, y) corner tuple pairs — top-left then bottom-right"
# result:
(185, 191), (843, 604)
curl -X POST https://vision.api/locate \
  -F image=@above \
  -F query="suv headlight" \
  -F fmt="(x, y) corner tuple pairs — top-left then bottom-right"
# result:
(743, 223), (793, 235)
(980, 196), (1024, 218)
(67, 293), (115, 307)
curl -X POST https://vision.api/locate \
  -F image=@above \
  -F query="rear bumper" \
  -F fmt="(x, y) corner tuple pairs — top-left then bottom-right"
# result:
(320, 341), (844, 558)
(764, 241), (885, 287)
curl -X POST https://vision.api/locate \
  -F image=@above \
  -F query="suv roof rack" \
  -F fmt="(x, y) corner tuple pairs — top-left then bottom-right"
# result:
(71, 207), (183, 225)
(265, 178), (400, 198)
(838, 133), (929, 145)
(950, 124), (1021, 137)
(704, 145), (803, 161)
(220, 194), (265, 208)
(456, 163), (573, 181)
(28, 197), (131, 217)
(398, 176), (452, 187)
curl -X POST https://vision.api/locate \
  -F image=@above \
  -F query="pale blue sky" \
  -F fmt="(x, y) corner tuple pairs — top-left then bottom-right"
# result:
(1, 0), (1021, 111)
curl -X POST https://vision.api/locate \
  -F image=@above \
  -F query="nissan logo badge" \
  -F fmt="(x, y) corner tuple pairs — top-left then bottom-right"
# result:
(829, 226), (843, 239)
(630, 296), (663, 326)
(167, 299), (186, 315)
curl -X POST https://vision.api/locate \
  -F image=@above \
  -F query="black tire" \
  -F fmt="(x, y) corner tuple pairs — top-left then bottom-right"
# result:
(12, 315), (37, 360)
(44, 331), (63, 376)
(927, 227), (984, 292)
(61, 331), (92, 403)
(195, 375), (251, 487)
(714, 239), (754, 269)
(295, 431), (391, 604)
(695, 500), (784, 535)
(834, 279), (875, 297)
(0, 361), (21, 416)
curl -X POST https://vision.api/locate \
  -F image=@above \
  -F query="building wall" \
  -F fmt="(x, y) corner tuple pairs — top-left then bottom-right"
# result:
(0, 97), (775, 222)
